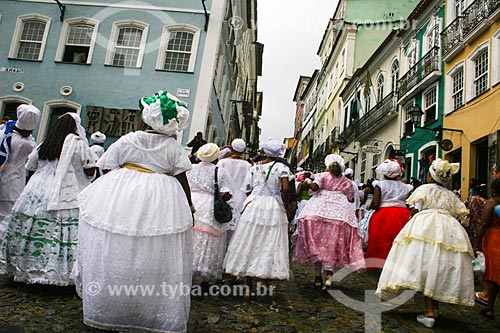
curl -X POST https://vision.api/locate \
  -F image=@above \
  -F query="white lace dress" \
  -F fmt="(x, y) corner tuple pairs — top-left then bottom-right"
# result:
(0, 136), (94, 285)
(74, 131), (193, 333)
(0, 131), (37, 235)
(223, 161), (290, 280)
(216, 158), (251, 231)
(188, 162), (233, 281)
(376, 183), (474, 306)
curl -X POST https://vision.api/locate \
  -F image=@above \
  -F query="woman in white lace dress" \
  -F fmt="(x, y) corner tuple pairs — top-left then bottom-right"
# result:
(189, 143), (233, 284)
(376, 159), (473, 328)
(224, 139), (291, 297)
(0, 113), (95, 285)
(75, 91), (194, 333)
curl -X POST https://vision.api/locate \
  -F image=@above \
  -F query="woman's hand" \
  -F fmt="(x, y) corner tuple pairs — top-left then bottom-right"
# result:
(221, 192), (232, 201)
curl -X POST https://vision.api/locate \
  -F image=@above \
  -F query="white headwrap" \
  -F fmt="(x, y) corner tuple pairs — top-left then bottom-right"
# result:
(231, 138), (246, 153)
(344, 168), (353, 177)
(91, 131), (106, 144)
(375, 158), (404, 179)
(260, 139), (285, 158)
(197, 143), (220, 163)
(140, 90), (190, 135)
(16, 104), (40, 131)
(218, 147), (231, 160)
(429, 158), (460, 186)
(324, 154), (345, 170)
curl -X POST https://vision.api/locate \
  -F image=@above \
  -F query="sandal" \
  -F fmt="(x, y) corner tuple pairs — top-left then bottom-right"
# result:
(475, 291), (489, 305)
(480, 308), (494, 320)
(314, 276), (323, 288)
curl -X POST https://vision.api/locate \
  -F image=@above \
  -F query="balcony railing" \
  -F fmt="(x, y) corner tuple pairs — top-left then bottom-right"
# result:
(398, 46), (440, 99)
(355, 91), (397, 137)
(441, 16), (465, 57)
(441, 0), (500, 58)
(339, 119), (358, 147)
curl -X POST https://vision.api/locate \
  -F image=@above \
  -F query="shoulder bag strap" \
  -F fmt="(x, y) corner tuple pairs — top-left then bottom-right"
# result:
(214, 166), (220, 192)
(265, 161), (278, 182)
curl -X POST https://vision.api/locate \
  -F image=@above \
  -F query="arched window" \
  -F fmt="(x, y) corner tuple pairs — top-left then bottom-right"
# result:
(157, 24), (201, 73)
(55, 18), (99, 64)
(105, 20), (149, 68)
(9, 14), (51, 61)
(376, 74), (384, 102)
(391, 59), (400, 92)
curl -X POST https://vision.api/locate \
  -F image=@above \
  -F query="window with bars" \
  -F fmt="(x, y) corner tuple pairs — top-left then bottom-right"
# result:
(372, 154), (379, 179)
(9, 15), (51, 61)
(55, 18), (98, 64)
(403, 102), (415, 136)
(452, 68), (464, 110)
(377, 74), (384, 102)
(360, 151), (367, 183)
(18, 21), (45, 60)
(474, 51), (488, 96)
(391, 59), (399, 92)
(423, 86), (437, 125)
(157, 25), (200, 73)
(164, 31), (193, 72)
(113, 27), (143, 67)
(106, 21), (148, 68)
(455, 0), (466, 18)
(63, 24), (93, 63)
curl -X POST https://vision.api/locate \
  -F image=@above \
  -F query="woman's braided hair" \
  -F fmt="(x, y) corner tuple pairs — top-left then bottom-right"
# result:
(38, 114), (77, 161)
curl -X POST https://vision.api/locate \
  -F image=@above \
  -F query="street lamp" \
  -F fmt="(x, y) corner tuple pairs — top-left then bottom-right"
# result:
(409, 104), (464, 150)
(410, 105), (424, 126)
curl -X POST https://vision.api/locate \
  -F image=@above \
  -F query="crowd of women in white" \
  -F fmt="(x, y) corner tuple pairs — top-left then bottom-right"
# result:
(0, 95), (485, 332)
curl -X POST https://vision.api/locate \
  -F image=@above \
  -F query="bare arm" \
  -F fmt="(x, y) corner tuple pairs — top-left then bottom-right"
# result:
(296, 182), (306, 198)
(175, 171), (193, 208)
(368, 185), (381, 210)
(281, 177), (291, 212)
(474, 199), (495, 252)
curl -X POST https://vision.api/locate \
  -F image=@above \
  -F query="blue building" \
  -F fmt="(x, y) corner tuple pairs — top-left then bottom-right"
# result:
(0, 0), (262, 149)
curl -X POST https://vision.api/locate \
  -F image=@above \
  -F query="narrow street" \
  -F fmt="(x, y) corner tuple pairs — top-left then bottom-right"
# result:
(1, 264), (498, 332)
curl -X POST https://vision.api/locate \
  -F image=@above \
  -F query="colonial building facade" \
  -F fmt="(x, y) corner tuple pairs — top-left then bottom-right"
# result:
(441, 0), (500, 197)
(0, 0), (262, 150)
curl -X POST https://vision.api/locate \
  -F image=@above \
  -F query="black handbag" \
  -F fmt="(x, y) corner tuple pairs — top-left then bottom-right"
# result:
(213, 167), (232, 223)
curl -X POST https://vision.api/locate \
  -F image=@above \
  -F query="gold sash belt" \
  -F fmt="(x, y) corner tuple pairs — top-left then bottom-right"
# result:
(122, 163), (155, 173)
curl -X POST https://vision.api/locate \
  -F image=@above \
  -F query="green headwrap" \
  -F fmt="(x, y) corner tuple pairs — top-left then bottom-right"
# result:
(139, 90), (187, 125)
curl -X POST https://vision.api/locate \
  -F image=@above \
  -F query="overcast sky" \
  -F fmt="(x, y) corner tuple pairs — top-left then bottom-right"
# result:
(257, 1), (339, 142)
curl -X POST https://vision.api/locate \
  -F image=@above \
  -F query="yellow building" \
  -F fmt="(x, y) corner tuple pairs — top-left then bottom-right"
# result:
(441, 0), (500, 198)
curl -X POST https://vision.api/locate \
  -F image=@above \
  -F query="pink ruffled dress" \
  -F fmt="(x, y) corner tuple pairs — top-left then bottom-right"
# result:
(293, 172), (365, 271)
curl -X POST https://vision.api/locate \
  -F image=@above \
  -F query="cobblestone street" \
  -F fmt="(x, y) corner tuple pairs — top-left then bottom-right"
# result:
(0, 264), (499, 332)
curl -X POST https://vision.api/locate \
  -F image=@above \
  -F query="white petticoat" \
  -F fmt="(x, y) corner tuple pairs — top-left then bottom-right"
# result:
(376, 209), (474, 306)
(223, 193), (289, 280)
(74, 221), (193, 333)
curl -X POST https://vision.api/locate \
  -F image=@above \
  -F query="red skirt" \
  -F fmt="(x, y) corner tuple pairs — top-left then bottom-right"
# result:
(483, 226), (500, 284)
(365, 206), (410, 262)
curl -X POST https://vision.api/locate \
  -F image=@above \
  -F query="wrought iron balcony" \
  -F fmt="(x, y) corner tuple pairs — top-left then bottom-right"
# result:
(355, 92), (398, 138)
(397, 46), (440, 100)
(441, 0), (500, 60)
(441, 16), (465, 59)
(339, 119), (358, 147)
(338, 92), (397, 147)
